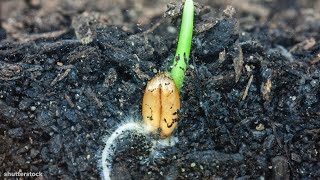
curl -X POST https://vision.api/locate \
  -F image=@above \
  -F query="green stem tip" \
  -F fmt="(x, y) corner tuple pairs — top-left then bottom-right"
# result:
(170, 0), (194, 91)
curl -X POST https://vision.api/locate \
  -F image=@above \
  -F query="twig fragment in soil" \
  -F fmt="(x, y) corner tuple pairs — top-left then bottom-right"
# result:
(2, 21), (68, 41)
(305, 128), (320, 135)
(289, 38), (316, 53)
(64, 94), (75, 108)
(276, 45), (294, 62)
(24, 29), (69, 42)
(241, 75), (253, 100)
(140, 19), (164, 35)
(261, 79), (272, 101)
(233, 40), (244, 82)
(50, 68), (71, 86)
(206, 73), (235, 88)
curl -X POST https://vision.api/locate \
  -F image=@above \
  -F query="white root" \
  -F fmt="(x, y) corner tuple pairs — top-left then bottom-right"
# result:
(101, 122), (146, 180)
(101, 121), (178, 180)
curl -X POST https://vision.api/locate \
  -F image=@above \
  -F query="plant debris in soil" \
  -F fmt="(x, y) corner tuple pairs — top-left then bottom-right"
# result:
(0, 0), (319, 179)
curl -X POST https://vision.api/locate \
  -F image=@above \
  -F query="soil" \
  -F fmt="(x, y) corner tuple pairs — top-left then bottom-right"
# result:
(0, 0), (319, 179)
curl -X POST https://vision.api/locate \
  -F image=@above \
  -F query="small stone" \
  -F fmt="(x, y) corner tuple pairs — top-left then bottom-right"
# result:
(219, 50), (226, 62)
(167, 26), (177, 34)
(181, 168), (185, 172)
(191, 162), (196, 167)
(152, 68), (158, 74)
(256, 123), (265, 131)
(245, 65), (252, 72)
(30, 106), (36, 111)
(290, 96), (296, 100)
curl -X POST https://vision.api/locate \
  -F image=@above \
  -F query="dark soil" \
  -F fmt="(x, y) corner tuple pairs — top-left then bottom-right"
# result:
(0, 0), (319, 179)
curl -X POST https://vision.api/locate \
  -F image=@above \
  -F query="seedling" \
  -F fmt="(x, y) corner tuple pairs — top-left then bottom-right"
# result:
(101, 1), (194, 179)
(170, 0), (194, 91)
(142, 0), (194, 137)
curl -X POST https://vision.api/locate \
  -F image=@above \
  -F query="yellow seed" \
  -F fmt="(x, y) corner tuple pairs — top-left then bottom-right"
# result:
(142, 73), (180, 137)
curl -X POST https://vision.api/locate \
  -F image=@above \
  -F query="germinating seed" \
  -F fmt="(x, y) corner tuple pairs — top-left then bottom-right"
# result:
(142, 73), (180, 137)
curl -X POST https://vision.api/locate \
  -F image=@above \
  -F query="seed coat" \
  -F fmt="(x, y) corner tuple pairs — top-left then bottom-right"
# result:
(142, 73), (180, 137)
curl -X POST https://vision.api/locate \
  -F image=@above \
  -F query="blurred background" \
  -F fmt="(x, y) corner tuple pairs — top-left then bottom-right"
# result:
(1, 0), (320, 41)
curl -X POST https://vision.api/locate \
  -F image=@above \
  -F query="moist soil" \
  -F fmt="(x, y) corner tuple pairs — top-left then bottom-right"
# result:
(0, 0), (319, 179)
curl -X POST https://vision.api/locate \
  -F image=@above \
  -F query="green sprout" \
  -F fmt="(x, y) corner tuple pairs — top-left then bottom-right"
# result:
(170, 0), (194, 91)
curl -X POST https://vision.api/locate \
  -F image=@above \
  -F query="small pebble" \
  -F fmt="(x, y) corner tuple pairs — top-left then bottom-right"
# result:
(245, 65), (252, 72)
(153, 68), (158, 74)
(256, 123), (265, 131)
(191, 163), (196, 167)
(167, 26), (177, 34)
(30, 106), (36, 111)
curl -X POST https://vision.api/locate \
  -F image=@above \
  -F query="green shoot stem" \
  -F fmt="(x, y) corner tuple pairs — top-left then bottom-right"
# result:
(170, 0), (194, 91)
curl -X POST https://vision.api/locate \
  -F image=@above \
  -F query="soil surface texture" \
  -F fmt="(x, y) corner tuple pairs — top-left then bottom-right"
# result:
(0, 0), (319, 179)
